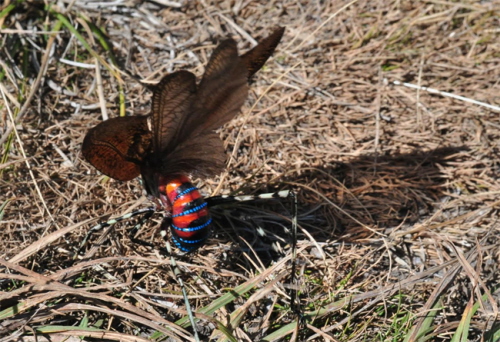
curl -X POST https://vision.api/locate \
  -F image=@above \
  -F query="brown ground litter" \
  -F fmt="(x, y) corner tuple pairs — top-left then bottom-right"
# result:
(1, 1), (500, 341)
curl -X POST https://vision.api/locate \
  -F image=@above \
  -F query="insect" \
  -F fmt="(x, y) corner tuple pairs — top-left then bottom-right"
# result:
(82, 27), (285, 252)
(81, 27), (289, 341)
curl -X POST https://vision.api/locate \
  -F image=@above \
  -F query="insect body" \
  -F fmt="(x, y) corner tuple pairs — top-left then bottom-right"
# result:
(158, 175), (211, 252)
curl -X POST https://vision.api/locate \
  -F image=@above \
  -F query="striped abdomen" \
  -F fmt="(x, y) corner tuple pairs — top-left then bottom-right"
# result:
(159, 175), (211, 252)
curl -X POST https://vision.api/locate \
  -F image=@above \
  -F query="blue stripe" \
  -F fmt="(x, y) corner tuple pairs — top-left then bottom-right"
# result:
(172, 201), (208, 217)
(175, 236), (206, 244)
(174, 242), (192, 252)
(174, 186), (197, 201)
(172, 217), (212, 232)
(172, 235), (208, 252)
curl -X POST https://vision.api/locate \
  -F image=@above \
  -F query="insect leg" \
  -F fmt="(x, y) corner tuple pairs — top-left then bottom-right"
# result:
(78, 207), (155, 255)
(206, 190), (291, 207)
(286, 190), (307, 339)
(160, 218), (201, 342)
(127, 209), (157, 248)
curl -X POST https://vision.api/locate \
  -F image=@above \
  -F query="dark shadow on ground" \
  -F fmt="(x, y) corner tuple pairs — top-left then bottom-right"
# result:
(288, 146), (470, 243)
(212, 146), (470, 259)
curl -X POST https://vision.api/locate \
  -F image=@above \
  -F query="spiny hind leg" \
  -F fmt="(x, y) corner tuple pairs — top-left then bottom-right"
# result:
(78, 207), (155, 255)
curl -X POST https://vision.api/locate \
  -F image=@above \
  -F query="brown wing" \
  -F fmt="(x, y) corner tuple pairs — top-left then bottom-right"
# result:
(153, 129), (227, 179)
(151, 71), (196, 154)
(152, 39), (248, 179)
(145, 39), (248, 180)
(240, 27), (285, 78)
(190, 27), (285, 134)
(152, 27), (285, 178)
(188, 38), (249, 134)
(82, 116), (152, 181)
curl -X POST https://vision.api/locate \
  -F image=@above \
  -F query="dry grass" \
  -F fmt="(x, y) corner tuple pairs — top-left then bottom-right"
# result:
(1, 0), (500, 341)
